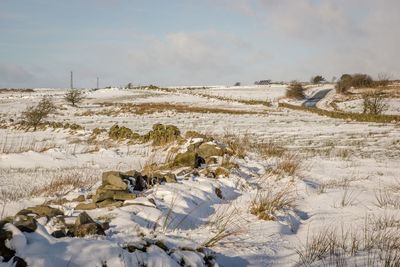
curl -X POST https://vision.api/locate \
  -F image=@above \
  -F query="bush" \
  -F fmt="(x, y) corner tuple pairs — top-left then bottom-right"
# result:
(335, 73), (374, 94)
(64, 89), (85, 107)
(310, 75), (325, 84)
(286, 81), (305, 99)
(362, 92), (388, 115)
(22, 97), (56, 130)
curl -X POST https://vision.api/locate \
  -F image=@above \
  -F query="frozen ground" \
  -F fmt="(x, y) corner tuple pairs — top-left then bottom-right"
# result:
(0, 86), (399, 266)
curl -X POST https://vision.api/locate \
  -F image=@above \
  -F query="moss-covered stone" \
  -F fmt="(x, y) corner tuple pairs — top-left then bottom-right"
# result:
(108, 124), (140, 141)
(198, 143), (224, 159)
(171, 151), (196, 168)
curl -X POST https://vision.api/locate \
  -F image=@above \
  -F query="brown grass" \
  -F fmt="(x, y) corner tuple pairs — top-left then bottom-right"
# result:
(249, 187), (295, 221)
(77, 103), (261, 116)
(31, 171), (98, 197)
(257, 142), (287, 158)
(273, 154), (301, 176)
(279, 102), (400, 123)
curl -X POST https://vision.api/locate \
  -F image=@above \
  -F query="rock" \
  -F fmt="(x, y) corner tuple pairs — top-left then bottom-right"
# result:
(164, 173), (177, 183)
(86, 194), (93, 200)
(102, 171), (128, 190)
(13, 215), (37, 233)
(198, 143), (224, 159)
(93, 189), (136, 203)
(215, 188), (223, 199)
(75, 212), (95, 227)
(74, 223), (105, 237)
(112, 192), (136, 201)
(194, 154), (206, 168)
(73, 195), (86, 202)
(206, 156), (219, 165)
(0, 225), (14, 261)
(51, 230), (67, 238)
(75, 203), (97, 210)
(17, 205), (63, 219)
(96, 199), (123, 209)
(12, 256), (27, 267)
(172, 151), (196, 168)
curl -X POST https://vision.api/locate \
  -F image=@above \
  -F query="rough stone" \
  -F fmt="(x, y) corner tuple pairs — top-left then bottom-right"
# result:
(74, 223), (105, 237)
(0, 225), (14, 262)
(73, 195), (86, 202)
(17, 205), (63, 219)
(198, 143), (224, 159)
(75, 202), (97, 210)
(172, 151), (196, 168)
(96, 199), (123, 209)
(102, 171), (128, 190)
(13, 215), (37, 233)
(163, 173), (177, 183)
(75, 212), (95, 227)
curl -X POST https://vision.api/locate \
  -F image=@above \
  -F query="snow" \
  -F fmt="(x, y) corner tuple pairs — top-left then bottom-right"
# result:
(0, 86), (399, 266)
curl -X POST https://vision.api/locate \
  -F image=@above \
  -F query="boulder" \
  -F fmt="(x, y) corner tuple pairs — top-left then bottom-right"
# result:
(198, 143), (224, 159)
(75, 212), (95, 227)
(13, 215), (37, 233)
(172, 151), (196, 168)
(17, 205), (63, 219)
(0, 225), (14, 261)
(74, 223), (105, 237)
(75, 203), (97, 210)
(163, 173), (177, 183)
(96, 199), (123, 209)
(102, 171), (128, 190)
(73, 195), (86, 202)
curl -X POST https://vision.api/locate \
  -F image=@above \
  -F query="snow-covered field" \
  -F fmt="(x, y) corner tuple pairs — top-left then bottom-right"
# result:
(0, 86), (399, 266)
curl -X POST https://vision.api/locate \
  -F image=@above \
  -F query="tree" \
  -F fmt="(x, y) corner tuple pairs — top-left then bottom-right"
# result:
(362, 92), (388, 115)
(310, 75), (325, 84)
(22, 97), (56, 131)
(64, 89), (85, 107)
(234, 82), (241, 86)
(286, 81), (305, 99)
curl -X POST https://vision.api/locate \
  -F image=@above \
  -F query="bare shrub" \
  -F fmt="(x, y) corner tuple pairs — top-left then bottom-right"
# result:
(64, 89), (85, 107)
(376, 73), (391, 87)
(21, 97), (56, 130)
(249, 188), (295, 221)
(362, 92), (388, 115)
(286, 81), (305, 99)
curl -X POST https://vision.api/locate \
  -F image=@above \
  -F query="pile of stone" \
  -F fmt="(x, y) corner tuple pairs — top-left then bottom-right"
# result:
(76, 170), (177, 210)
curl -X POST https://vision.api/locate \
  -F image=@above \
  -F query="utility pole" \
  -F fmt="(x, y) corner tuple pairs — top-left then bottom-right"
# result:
(96, 77), (99, 89)
(70, 71), (74, 89)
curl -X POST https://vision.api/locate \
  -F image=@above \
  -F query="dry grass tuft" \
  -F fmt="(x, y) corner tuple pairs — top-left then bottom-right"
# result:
(256, 142), (287, 158)
(273, 154), (301, 176)
(203, 205), (245, 247)
(31, 171), (98, 197)
(375, 189), (400, 209)
(297, 220), (400, 266)
(249, 187), (295, 221)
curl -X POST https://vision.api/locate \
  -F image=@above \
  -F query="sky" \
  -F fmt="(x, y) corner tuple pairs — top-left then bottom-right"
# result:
(1, 0), (400, 88)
